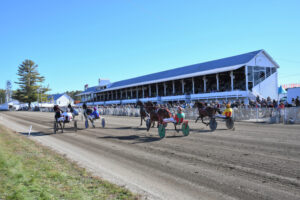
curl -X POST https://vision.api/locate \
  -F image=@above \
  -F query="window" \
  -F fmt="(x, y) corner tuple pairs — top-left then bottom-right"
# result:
(247, 66), (253, 82)
(266, 67), (271, 77)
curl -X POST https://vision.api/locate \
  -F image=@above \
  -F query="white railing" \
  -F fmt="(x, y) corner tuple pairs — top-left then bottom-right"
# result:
(97, 107), (300, 124)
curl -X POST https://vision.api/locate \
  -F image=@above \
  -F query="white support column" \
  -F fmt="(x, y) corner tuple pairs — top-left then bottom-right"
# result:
(192, 77), (195, 94)
(230, 71), (234, 91)
(156, 83), (158, 97)
(172, 80), (175, 95)
(131, 88), (133, 99)
(142, 87), (144, 98)
(216, 74), (219, 91)
(136, 87), (138, 99)
(120, 90), (122, 99)
(245, 66), (248, 91)
(164, 82), (166, 96)
(181, 79), (184, 94)
(149, 85), (151, 97)
(203, 76), (207, 93)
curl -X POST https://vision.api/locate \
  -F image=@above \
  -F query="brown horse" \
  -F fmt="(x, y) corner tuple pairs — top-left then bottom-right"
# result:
(136, 100), (148, 126)
(144, 101), (172, 131)
(194, 102), (221, 126)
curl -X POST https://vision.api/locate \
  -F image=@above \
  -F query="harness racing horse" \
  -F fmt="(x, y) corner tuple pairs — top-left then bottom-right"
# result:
(144, 101), (172, 131)
(54, 105), (64, 132)
(136, 100), (148, 126)
(83, 106), (97, 128)
(194, 102), (221, 126)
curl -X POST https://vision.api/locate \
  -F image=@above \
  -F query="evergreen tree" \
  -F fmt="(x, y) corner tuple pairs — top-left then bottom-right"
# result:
(0, 89), (5, 104)
(13, 59), (50, 108)
(65, 90), (82, 101)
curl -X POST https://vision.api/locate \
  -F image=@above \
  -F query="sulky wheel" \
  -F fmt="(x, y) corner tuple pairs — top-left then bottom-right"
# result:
(209, 118), (217, 131)
(101, 118), (106, 128)
(158, 124), (166, 138)
(181, 123), (190, 136)
(74, 120), (77, 132)
(225, 117), (234, 129)
(146, 118), (151, 132)
(85, 120), (89, 128)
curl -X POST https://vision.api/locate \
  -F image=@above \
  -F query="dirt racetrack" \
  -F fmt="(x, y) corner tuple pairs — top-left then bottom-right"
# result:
(0, 111), (300, 200)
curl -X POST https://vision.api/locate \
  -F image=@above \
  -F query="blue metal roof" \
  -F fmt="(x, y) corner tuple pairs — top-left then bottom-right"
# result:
(85, 86), (98, 93)
(107, 50), (262, 90)
(48, 93), (64, 101)
(78, 86), (99, 96)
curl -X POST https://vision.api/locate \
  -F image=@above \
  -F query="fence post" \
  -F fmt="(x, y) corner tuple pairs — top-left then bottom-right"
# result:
(256, 108), (258, 122)
(283, 108), (286, 124)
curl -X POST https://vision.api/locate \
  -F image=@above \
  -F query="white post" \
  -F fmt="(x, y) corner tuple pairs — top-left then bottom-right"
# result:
(230, 71), (234, 91)
(172, 80), (175, 95)
(192, 77), (195, 94)
(216, 74), (219, 91)
(131, 88), (133, 99)
(245, 66), (248, 91)
(142, 87), (145, 98)
(203, 76), (207, 93)
(149, 85), (151, 97)
(28, 125), (32, 137)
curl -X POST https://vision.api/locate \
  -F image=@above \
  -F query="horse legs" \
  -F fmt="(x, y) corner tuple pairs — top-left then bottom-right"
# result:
(59, 122), (64, 133)
(152, 121), (155, 128)
(195, 116), (200, 123)
(90, 119), (95, 128)
(140, 116), (143, 126)
(174, 123), (179, 134)
(201, 117), (209, 126)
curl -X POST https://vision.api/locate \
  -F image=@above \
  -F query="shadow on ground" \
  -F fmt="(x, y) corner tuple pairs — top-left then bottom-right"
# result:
(97, 134), (163, 143)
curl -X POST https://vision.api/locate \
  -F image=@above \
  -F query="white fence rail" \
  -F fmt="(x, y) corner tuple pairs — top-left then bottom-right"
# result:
(96, 107), (300, 124)
(35, 106), (300, 124)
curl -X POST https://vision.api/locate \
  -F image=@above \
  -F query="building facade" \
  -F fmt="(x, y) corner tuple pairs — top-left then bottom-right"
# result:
(79, 50), (279, 105)
(48, 93), (74, 107)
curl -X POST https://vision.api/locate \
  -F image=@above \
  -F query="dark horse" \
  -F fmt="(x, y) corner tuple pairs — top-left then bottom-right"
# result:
(194, 102), (221, 126)
(136, 100), (148, 126)
(54, 105), (64, 132)
(144, 101), (172, 131)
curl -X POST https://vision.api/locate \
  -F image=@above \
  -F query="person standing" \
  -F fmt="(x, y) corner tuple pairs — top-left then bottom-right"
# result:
(296, 96), (300, 107)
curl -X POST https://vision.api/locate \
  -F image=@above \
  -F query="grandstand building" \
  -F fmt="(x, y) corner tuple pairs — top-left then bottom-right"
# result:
(78, 50), (279, 105)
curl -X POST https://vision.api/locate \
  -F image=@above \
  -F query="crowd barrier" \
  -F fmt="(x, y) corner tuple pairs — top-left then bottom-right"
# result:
(232, 107), (300, 124)
(96, 107), (300, 124)
(36, 106), (300, 124)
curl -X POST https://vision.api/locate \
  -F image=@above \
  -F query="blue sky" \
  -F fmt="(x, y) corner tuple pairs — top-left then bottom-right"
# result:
(0, 0), (299, 93)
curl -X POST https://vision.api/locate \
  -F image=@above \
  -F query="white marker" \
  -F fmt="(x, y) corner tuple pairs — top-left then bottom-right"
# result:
(28, 125), (32, 136)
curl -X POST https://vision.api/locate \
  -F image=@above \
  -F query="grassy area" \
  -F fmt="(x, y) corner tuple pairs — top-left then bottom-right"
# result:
(0, 125), (138, 200)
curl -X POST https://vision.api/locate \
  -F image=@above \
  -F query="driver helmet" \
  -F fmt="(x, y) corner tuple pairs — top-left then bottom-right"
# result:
(226, 103), (231, 108)
(177, 106), (183, 113)
(94, 107), (97, 111)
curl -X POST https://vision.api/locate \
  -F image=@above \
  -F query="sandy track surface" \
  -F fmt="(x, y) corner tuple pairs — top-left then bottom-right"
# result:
(0, 111), (300, 200)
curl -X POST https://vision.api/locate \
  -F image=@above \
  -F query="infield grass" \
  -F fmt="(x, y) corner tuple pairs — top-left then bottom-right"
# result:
(0, 125), (138, 200)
